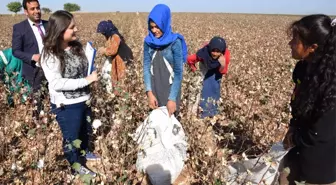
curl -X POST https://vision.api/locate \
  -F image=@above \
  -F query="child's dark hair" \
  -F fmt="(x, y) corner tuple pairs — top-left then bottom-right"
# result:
(289, 14), (336, 121)
(22, 0), (39, 10)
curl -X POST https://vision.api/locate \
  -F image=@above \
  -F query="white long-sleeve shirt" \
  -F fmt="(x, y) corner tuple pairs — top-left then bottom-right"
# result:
(41, 50), (91, 107)
(27, 19), (45, 54)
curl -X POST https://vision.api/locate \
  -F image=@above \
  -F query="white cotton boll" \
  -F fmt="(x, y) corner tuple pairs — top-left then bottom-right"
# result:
(37, 159), (44, 169)
(0, 167), (4, 176)
(42, 117), (48, 124)
(103, 73), (110, 80)
(103, 66), (111, 74)
(17, 165), (23, 171)
(22, 95), (27, 102)
(102, 60), (112, 73)
(92, 119), (102, 129)
(106, 86), (112, 94)
(242, 152), (249, 161)
(11, 163), (16, 171)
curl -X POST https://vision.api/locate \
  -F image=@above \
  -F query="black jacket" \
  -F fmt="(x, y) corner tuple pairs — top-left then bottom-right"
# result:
(12, 19), (48, 89)
(289, 61), (336, 184)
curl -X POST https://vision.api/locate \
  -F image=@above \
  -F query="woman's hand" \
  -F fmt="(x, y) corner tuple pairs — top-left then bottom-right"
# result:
(167, 100), (176, 117)
(147, 91), (158, 109)
(218, 54), (226, 67)
(189, 64), (197, 72)
(85, 71), (98, 84)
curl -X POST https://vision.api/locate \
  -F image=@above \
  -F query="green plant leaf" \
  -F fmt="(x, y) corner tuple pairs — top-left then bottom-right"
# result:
(27, 128), (36, 136)
(117, 173), (128, 182)
(80, 150), (86, 156)
(65, 143), (73, 151)
(80, 174), (94, 184)
(284, 167), (290, 174)
(214, 179), (222, 185)
(124, 92), (129, 99)
(86, 116), (91, 123)
(71, 162), (81, 171)
(72, 139), (82, 149)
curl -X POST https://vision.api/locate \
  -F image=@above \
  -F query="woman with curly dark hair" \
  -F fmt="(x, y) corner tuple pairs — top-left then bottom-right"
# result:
(279, 14), (336, 185)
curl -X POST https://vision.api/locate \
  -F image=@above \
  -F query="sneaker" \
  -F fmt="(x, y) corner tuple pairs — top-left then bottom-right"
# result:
(77, 165), (97, 177)
(85, 152), (101, 161)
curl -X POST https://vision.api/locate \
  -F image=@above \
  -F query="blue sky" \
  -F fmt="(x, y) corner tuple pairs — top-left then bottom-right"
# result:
(1, 0), (335, 15)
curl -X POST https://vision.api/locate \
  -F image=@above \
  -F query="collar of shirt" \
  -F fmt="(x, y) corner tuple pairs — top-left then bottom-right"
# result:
(27, 18), (43, 27)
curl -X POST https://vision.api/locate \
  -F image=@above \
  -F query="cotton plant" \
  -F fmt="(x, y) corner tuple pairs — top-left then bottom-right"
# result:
(92, 119), (102, 134)
(0, 12), (297, 184)
(100, 59), (113, 94)
(37, 159), (44, 169)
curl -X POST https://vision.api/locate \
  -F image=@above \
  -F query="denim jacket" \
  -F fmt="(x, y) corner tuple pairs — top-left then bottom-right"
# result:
(143, 39), (183, 102)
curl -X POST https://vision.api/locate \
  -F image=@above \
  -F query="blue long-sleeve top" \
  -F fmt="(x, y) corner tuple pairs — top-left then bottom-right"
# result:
(143, 39), (183, 102)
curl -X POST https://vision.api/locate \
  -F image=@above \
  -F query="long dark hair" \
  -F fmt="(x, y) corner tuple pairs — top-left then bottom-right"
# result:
(289, 14), (336, 121)
(42, 10), (84, 75)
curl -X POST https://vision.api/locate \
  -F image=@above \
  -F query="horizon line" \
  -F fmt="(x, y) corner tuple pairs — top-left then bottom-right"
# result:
(1, 11), (335, 16)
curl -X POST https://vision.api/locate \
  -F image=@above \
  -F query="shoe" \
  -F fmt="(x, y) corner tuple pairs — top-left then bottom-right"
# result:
(85, 152), (101, 161)
(77, 165), (97, 177)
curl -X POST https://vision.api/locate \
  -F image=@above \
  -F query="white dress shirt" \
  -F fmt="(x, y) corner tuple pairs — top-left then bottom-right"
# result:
(27, 19), (45, 54)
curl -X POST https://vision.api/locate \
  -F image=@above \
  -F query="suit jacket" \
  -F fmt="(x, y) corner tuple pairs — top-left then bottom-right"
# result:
(12, 19), (48, 89)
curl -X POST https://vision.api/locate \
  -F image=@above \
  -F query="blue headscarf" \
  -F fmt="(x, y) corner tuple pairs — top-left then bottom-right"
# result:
(144, 4), (188, 63)
(97, 20), (124, 41)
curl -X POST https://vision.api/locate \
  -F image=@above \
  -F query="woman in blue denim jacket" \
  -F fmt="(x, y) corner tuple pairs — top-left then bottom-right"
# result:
(143, 4), (188, 116)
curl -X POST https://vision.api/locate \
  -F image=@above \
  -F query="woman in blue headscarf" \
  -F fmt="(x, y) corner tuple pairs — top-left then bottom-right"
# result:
(143, 4), (188, 116)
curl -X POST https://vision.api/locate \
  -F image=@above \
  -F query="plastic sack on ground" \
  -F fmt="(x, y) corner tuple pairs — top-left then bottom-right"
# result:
(226, 142), (288, 185)
(132, 107), (188, 185)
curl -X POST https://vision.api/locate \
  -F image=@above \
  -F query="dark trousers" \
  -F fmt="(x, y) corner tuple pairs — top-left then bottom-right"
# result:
(279, 147), (301, 184)
(51, 101), (93, 165)
(25, 68), (46, 118)
(24, 67), (46, 92)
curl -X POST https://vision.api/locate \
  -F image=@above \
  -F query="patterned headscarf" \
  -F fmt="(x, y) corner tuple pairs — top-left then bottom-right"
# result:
(97, 20), (123, 40)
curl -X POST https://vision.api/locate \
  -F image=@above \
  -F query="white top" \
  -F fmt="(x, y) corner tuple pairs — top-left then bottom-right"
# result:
(41, 52), (91, 107)
(27, 19), (45, 54)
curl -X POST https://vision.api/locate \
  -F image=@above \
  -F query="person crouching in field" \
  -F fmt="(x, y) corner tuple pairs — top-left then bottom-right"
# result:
(187, 36), (230, 118)
(279, 15), (336, 185)
(143, 4), (188, 117)
(40, 10), (100, 176)
(0, 48), (31, 105)
(97, 20), (127, 94)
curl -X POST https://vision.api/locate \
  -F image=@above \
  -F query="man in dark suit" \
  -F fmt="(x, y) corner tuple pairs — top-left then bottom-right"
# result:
(12, 0), (48, 91)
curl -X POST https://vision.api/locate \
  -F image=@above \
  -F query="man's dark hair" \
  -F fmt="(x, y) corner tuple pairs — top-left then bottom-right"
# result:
(22, 0), (39, 10)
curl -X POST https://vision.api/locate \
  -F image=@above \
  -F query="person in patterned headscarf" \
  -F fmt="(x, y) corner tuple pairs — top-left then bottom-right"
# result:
(97, 20), (126, 92)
